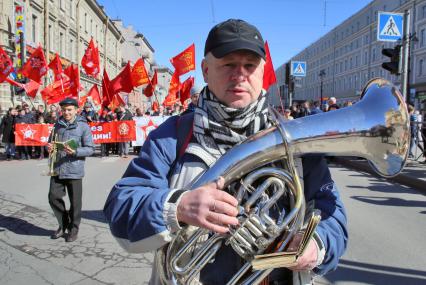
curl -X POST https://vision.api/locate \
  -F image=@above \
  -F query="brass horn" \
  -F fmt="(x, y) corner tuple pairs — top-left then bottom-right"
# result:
(157, 78), (409, 285)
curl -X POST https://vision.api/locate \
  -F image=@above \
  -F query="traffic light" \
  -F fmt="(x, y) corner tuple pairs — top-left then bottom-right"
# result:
(285, 62), (291, 85)
(382, 45), (402, 75)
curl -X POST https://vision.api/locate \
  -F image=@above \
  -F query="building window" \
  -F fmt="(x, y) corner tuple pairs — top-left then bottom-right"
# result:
(49, 24), (53, 50)
(32, 15), (37, 43)
(85, 13), (88, 32)
(70, 0), (74, 18)
(421, 29), (425, 47)
(69, 39), (73, 60)
(422, 5), (426, 19)
(364, 51), (368, 64)
(60, 32), (64, 55)
(372, 48), (376, 62)
(419, 59), (424, 76)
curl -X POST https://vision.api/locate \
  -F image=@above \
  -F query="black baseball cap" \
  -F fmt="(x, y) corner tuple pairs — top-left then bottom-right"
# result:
(59, 97), (78, 107)
(204, 19), (266, 59)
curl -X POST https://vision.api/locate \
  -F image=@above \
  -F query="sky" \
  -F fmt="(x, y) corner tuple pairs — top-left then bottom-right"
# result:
(97, 0), (373, 87)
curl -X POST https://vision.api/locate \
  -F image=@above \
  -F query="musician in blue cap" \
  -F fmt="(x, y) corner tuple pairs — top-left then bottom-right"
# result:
(47, 97), (94, 242)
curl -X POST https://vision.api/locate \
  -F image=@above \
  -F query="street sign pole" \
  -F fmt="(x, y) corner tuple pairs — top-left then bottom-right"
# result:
(401, 10), (410, 102)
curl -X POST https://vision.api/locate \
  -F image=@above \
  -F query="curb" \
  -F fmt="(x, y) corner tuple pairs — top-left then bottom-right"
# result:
(334, 158), (426, 195)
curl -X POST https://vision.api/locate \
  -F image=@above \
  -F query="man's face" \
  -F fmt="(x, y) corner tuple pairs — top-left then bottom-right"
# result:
(202, 50), (264, 109)
(24, 106), (30, 113)
(191, 93), (199, 105)
(61, 105), (77, 122)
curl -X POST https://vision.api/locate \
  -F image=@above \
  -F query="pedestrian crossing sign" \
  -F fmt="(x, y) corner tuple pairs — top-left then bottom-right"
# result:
(377, 12), (404, 42)
(291, 61), (306, 77)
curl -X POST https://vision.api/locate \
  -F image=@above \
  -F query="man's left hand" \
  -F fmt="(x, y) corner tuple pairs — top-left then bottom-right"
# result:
(64, 145), (76, 155)
(288, 238), (318, 271)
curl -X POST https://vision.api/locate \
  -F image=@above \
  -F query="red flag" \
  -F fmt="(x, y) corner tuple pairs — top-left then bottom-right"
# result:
(151, 101), (159, 113)
(131, 58), (150, 87)
(64, 64), (81, 97)
(81, 38), (100, 77)
(179, 76), (194, 105)
(41, 80), (67, 104)
(20, 46), (48, 83)
(143, 70), (158, 98)
(262, 41), (277, 91)
(87, 84), (101, 105)
(48, 53), (63, 81)
(0, 47), (14, 83)
(102, 69), (113, 107)
(79, 95), (88, 107)
(163, 73), (181, 107)
(108, 94), (126, 110)
(110, 62), (134, 95)
(167, 73), (181, 99)
(170, 43), (195, 76)
(23, 79), (41, 98)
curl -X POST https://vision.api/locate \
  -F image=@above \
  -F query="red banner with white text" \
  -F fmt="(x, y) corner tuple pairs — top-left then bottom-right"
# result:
(15, 121), (136, 145)
(15, 124), (54, 146)
(89, 121), (136, 144)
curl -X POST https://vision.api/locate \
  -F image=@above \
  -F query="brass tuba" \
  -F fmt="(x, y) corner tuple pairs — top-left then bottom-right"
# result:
(157, 78), (410, 285)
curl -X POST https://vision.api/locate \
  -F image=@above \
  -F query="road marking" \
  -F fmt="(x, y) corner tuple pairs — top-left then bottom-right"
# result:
(101, 157), (120, 163)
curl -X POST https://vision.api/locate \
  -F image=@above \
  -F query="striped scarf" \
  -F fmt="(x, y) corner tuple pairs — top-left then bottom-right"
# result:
(189, 87), (270, 165)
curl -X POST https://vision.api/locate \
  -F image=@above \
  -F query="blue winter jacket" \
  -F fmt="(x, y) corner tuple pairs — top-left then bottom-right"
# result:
(104, 115), (348, 278)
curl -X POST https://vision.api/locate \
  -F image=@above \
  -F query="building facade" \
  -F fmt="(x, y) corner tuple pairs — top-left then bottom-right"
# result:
(270, 0), (426, 112)
(0, 0), (123, 113)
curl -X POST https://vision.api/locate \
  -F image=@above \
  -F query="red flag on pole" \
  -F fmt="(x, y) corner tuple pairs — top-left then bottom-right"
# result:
(179, 76), (194, 105)
(170, 43), (195, 76)
(262, 41), (277, 91)
(0, 47), (14, 83)
(102, 69), (113, 107)
(110, 62), (134, 94)
(151, 101), (159, 113)
(163, 73), (181, 107)
(81, 38), (100, 77)
(48, 53), (63, 81)
(23, 79), (41, 98)
(166, 73), (180, 101)
(64, 64), (81, 98)
(87, 84), (101, 105)
(41, 80), (67, 104)
(143, 70), (158, 98)
(131, 58), (150, 87)
(20, 46), (48, 83)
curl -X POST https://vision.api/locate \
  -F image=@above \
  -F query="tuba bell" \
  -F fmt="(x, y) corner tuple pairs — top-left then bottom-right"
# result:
(157, 78), (410, 285)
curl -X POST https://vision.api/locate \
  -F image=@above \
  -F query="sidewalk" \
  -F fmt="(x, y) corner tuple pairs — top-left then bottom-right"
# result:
(334, 157), (426, 194)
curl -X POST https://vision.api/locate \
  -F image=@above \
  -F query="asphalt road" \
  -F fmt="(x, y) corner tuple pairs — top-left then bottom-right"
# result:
(0, 156), (424, 284)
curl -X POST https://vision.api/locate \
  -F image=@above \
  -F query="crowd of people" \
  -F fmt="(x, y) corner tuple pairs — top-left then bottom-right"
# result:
(0, 86), (202, 161)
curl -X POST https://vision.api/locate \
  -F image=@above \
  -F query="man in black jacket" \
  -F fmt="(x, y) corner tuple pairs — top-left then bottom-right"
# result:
(0, 108), (18, 160)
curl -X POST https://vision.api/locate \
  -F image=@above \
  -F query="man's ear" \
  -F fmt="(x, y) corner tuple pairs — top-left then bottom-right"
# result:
(201, 59), (208, 83)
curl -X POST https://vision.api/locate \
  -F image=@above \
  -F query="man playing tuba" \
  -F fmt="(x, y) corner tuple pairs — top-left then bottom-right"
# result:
(104, 19), (348, 285)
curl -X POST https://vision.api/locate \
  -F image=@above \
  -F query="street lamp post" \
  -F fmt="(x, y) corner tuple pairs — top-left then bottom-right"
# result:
(407, 33), (418, 105)
(319, 69), (326, 109)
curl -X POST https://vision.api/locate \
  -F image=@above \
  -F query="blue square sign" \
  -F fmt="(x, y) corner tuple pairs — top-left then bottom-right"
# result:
(377, 12), (403, 42)
(291, 61), (306, 77)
